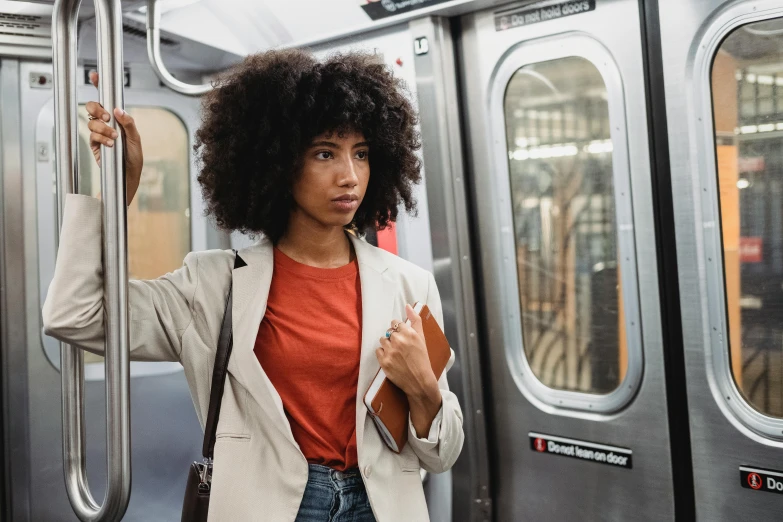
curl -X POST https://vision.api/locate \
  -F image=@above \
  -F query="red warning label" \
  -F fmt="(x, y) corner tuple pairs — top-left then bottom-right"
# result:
(529, 432), (632, 469)
(740, 466), (783, 495)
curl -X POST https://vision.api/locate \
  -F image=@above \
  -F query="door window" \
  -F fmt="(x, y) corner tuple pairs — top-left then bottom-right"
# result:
(502, 56), (626, 394)
(711, 18), (783, 417)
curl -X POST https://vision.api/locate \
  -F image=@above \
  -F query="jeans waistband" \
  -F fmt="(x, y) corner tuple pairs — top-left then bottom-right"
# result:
(306, 463), (363, 489)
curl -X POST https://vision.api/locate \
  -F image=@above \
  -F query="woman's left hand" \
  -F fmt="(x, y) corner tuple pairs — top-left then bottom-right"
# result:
(376, 305), (440, 403)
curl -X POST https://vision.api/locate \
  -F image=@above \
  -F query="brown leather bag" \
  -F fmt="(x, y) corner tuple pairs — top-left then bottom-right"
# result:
(181, 252), (245, 522)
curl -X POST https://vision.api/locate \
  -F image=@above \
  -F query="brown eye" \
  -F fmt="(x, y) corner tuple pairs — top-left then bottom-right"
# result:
(356, 150), (368, 160)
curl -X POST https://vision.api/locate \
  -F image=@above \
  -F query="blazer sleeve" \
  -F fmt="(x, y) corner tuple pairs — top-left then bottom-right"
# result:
(42, 194), (199, 362)
(407, 271), (465, 474)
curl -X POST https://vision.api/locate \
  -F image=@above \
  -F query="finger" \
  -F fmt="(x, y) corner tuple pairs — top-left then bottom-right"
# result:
(89, 70), (99, 89)
(392, 321), (413, 337)
(86, 101), (110, 122)
(87, 119), (119, 140)
(90, 132), (114, 148)
(405, 304), (424, 335)
(375, 347), (386, 365)
(113, 108), (139, 141)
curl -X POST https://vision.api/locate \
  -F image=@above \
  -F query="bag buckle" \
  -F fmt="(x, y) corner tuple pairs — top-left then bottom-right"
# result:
(196, 458), (213, 493)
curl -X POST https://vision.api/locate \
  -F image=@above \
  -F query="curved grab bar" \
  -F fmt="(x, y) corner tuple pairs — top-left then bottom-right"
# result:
(146, 0), (212, 95)
(52, 0), (131, 520)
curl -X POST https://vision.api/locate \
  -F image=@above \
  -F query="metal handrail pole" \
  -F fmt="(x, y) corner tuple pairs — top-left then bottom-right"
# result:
(52, 0), (131, 519)
(146, 0), (211, 95)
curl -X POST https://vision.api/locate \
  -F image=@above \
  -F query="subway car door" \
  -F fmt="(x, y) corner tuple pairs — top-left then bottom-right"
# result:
(16, 61), (215, 521)
(457, 1), (676, 520)
(660, 0), (783, 519)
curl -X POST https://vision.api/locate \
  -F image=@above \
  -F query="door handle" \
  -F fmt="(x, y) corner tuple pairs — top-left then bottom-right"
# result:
(52, 0), (131, 520)
(146, 0), (212, 96)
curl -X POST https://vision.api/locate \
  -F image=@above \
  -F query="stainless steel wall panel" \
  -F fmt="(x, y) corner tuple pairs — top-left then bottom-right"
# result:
(0, 57), (32, 522)
(411, 16), (492, 521)
(660, 0), (783, 519)
(458, 1), (675, 519)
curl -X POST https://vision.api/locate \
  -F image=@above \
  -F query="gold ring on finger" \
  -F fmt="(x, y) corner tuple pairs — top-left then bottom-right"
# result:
(88, 115), (98, 121)
(385, 328), (394, 339)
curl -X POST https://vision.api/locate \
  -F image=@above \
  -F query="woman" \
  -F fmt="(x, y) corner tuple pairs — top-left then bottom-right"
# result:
(42, 49), (464, 521)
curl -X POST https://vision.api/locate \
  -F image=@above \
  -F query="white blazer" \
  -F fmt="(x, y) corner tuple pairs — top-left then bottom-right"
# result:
(42, 194), (464, 522)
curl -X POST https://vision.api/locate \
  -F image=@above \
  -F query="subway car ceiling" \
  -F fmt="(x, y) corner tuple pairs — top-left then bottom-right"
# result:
(0, 0), (510, 66)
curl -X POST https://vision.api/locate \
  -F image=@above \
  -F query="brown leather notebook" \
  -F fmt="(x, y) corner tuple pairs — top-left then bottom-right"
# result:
(363, 302), (452, 453)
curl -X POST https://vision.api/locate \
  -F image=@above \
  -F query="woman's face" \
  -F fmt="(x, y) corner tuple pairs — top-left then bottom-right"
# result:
(291, 130), (370, 231)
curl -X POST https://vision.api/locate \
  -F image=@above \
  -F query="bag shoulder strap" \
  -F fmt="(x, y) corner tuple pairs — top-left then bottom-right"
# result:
(202, 250), (246, 459)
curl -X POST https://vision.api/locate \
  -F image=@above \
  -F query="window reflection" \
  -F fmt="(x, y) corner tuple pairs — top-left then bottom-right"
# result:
(503, 56), (626, 394)
(713, 18), (783, 417)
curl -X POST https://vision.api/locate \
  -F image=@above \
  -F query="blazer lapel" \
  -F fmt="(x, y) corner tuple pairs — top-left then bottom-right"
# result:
(228, 239), (299, 449)
(349, 235), (394, 459)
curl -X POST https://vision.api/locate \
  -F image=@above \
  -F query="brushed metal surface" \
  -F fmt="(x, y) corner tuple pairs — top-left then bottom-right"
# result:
(54, 0), (133, 514)
(145, 0), (212, 96)
(659, 0), (783, 519)
(0, 57), (33, 522)
(458, 1), (675, 519)
(411, 16), (492, 521)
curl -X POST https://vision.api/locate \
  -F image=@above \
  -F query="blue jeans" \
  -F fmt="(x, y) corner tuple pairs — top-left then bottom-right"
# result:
(294, 464), (376, 522)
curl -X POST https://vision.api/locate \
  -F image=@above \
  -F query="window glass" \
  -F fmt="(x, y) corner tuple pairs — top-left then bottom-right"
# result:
(712, 18), (783, 417)
(77, 106), (191, 363)
(503, 56), (626, 394)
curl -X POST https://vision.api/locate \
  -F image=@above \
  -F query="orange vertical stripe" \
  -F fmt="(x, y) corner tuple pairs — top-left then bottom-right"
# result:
(377, 222), (398, 255)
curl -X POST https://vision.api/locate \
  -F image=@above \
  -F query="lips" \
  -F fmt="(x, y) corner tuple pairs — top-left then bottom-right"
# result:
(331, 194), (360, 212)
(332, 194), (359, 202)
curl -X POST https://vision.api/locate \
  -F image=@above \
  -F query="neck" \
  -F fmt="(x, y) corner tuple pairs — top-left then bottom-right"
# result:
(276, 211), (354, 268)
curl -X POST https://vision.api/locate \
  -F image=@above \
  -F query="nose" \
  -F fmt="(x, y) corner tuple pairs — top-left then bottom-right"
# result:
(338, 155), (359, 187)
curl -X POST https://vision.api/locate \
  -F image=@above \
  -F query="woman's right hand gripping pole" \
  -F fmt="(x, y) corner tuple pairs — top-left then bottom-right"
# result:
(86, 70), (144, 205)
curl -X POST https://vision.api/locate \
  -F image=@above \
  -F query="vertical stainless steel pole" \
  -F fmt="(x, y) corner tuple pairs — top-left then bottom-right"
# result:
(52, 0), (131, 519)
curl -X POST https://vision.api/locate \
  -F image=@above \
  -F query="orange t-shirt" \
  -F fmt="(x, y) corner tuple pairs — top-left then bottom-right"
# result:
(254, 247), (362, 470)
